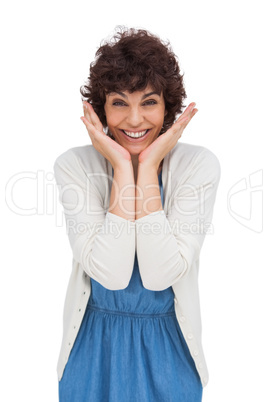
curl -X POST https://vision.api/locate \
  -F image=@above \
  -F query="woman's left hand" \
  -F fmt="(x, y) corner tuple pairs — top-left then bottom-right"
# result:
(138, 102), (198, 169)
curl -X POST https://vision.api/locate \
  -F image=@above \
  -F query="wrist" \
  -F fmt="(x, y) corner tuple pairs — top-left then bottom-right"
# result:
(113, 159), (134, 173)
(138, 161), (159, 175)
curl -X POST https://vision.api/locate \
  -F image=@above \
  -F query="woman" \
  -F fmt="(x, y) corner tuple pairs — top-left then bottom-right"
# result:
(54, 27), (221, 401)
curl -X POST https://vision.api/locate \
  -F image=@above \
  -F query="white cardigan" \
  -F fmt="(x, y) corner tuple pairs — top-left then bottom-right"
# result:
(53, 141), (221, 387)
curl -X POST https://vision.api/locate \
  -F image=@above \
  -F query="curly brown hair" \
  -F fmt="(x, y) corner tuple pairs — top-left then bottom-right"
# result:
(80, 27), (187, 135)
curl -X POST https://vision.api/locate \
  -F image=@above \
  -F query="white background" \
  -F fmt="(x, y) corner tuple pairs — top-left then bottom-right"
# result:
(1, 0), (267, 401)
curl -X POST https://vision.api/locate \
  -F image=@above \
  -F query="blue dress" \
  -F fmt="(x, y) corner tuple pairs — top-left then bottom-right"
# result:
(59, 170), (203, 402)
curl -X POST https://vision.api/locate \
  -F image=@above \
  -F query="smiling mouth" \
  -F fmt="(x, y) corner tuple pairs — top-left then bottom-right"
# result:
(121, 129), (150, 139)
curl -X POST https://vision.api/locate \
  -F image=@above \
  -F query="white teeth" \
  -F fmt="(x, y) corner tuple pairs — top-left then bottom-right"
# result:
(123, 130), (148, 138)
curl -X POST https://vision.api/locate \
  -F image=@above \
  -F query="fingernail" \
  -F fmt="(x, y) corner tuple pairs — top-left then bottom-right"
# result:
(83, 102), (87, 109)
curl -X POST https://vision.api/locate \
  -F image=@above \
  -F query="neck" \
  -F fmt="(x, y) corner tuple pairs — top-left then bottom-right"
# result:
(131, 154), (139, 182)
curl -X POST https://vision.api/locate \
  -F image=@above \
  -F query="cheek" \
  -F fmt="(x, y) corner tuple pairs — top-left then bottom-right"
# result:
(105, 109), (122, 128)
(105, 114), (116, 129)
(153, 111), (165, 128)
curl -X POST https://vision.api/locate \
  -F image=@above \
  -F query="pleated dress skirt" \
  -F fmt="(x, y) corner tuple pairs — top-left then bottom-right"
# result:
(59, 170), (203, 402)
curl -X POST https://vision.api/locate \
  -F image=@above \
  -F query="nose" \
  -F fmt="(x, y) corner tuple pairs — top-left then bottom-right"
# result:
(125, 107), (144, 127)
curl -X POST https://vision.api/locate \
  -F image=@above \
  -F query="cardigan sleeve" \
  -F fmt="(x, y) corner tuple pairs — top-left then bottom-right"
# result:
(135, 148), (221, 291)
(53, 150), (136, 290)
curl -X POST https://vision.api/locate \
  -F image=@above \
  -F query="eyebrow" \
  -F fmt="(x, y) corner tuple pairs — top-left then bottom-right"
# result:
(108, 91), (161, 100)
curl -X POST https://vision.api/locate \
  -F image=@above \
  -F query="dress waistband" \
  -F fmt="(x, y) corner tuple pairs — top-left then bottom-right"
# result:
(86, 304), (176, 319)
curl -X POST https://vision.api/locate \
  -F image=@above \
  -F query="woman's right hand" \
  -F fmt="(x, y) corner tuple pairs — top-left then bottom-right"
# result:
(81, 101), (132, 169)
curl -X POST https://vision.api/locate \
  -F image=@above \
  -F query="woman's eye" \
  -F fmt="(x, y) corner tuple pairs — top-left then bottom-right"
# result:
(112, 101), (127, 107)
(143, 100), (157, 106)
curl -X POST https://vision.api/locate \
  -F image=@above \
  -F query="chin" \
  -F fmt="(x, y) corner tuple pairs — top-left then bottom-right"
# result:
(127, 145), (146, 154)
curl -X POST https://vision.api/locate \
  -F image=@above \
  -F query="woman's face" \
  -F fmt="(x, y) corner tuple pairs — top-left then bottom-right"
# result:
(104, 86), (166, 156)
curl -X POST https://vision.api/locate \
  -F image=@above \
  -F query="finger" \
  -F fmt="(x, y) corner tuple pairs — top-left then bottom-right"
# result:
(177, 102), (196, 121)
(180, 109), (198, 127)
(176, 104), (198, 125)
(80, 116), (101, 142)
(83, 102), (103, 132)
(188, 107), (198, 121)
(82, 102), (94, 125)
(191, 108), (198, 118)
(185, 102), (196, 113)
(179, 102), (196, 117)
(169, 109), (197, 136)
